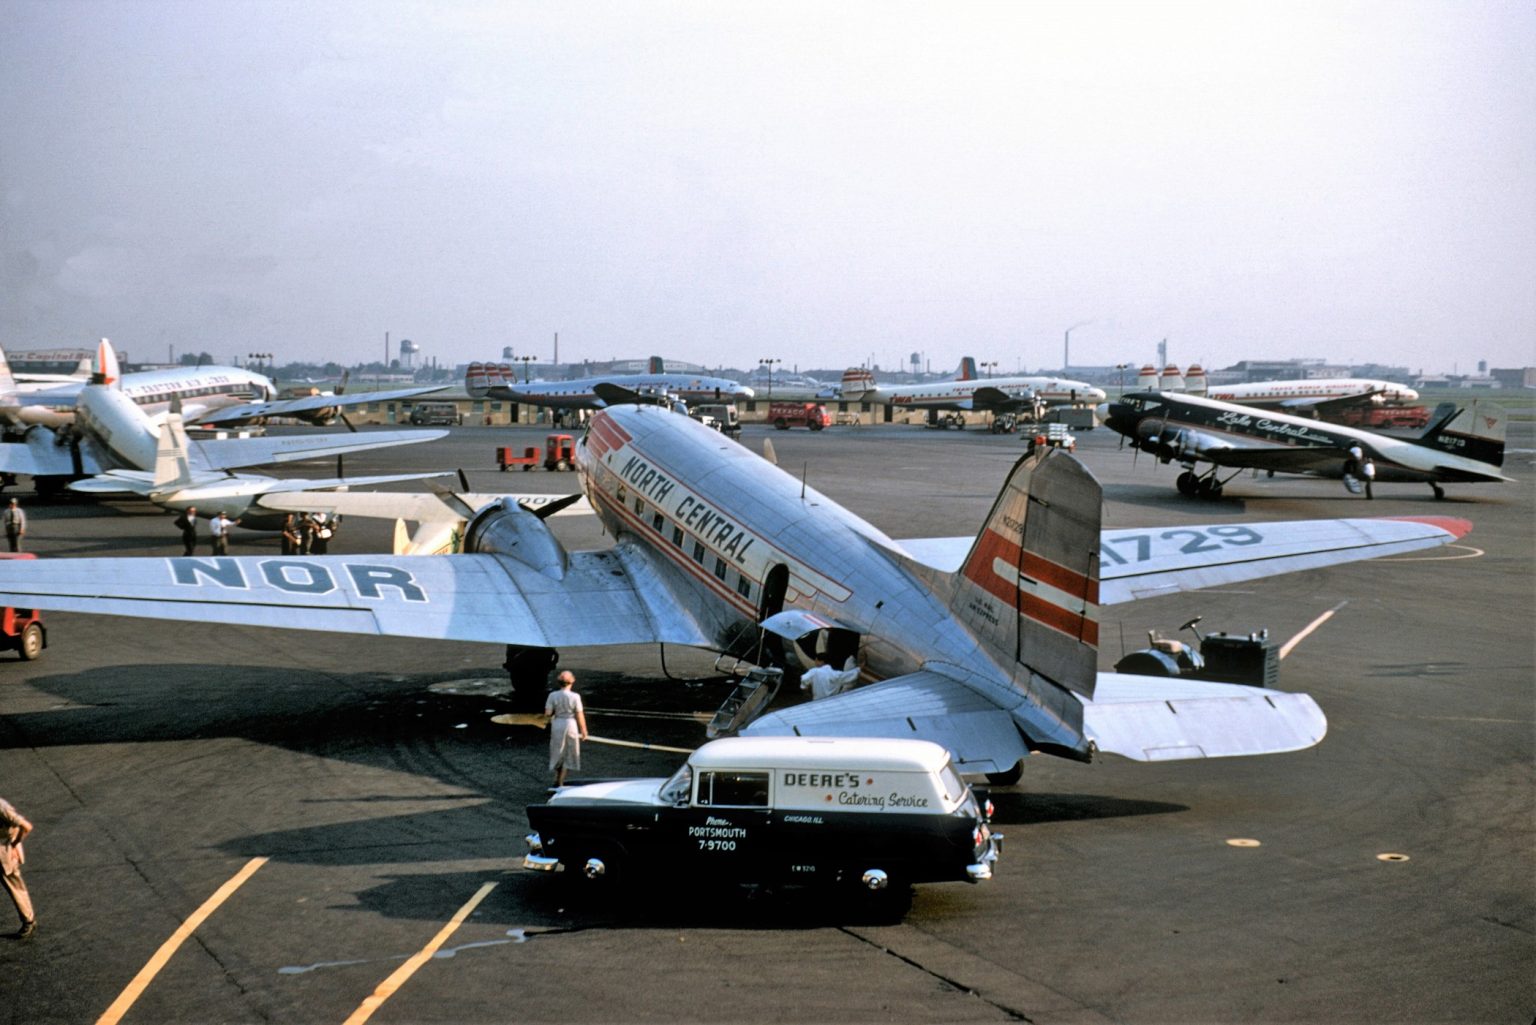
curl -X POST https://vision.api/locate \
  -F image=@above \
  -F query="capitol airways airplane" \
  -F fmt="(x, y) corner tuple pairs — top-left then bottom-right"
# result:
(840, 357), (1106, 420)
(1102, 390), (1510, 499)
(465, 356), (752, 409)
(0, 340), (444, 430)
(0, 400), (1469, 783)
(0, 341), (447, 500)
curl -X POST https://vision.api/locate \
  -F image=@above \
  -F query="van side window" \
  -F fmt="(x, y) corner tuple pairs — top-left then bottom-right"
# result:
(696, 771), (770, 808)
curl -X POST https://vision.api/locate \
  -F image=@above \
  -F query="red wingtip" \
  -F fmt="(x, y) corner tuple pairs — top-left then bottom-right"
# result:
(1385, 515), (1474, 540)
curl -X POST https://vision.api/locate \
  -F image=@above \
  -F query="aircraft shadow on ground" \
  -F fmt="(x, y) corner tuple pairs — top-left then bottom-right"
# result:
(986, 790), (1185, 825)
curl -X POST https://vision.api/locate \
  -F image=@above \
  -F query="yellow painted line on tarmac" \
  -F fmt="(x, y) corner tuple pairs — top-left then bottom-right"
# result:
(1278, 602), (1347, 660)
(342, 880), (499, 1025)
(1381, 543), (1484, 563)
(96, 856), (269, 1025)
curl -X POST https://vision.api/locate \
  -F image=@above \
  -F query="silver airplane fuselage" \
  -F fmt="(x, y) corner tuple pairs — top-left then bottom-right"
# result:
(576, 406), (1025, 696)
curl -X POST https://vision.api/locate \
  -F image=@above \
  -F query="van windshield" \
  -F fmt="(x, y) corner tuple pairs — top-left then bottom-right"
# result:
(658, 763), (692, 805)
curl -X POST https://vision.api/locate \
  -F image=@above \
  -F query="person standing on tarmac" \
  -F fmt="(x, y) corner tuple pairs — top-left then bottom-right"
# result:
(174, 506), (198, 556)
(210, 511), (232, 556)
(1, 796), (36, 940)
(545, 671), (588, 788)
(3, 499), (25, 553)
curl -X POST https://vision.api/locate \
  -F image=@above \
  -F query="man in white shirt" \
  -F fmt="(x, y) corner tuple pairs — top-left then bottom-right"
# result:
(210, 512), (231, 556)
(799, 654), (860, 701)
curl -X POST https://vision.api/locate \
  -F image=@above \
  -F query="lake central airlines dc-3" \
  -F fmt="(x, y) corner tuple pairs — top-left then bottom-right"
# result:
(1102, 389), (1510, 500)
(0, 402), (1470, 781)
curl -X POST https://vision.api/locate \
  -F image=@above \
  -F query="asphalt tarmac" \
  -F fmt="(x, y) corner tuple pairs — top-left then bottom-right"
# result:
(1, 418), (1531, 1024)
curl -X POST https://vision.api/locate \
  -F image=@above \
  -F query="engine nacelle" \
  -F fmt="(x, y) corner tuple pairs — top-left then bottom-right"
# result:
(463, 497), (569, 578)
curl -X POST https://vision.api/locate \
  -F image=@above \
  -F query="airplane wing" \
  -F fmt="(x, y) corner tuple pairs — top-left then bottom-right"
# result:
(970, 386), (1036, 414)
(894, 516), (1470, 603)
(0, 548), (710, 648)
(185, 429), (447, 471)
(1272, 389), (1383, 415)
(254, 490), (592, 519)
(0, 430), (107, 476)
(744, 667), (1326, 768)
(1195, 444), (1350, 474)
(193, 386), (449, 427)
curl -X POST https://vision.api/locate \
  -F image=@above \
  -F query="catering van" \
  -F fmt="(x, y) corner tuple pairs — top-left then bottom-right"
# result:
(523, 736), (1001, 896)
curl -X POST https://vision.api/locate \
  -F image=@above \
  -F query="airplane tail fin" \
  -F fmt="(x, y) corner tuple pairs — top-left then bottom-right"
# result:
(954, 357), (978, 381)
(839, 367), (876, 397)
(92, 338), (122, 388)
(1183, 364), (1207, 395)
(950, 448), (1101, 702)
(648, 355), (665, 374)
(151, 413), (195, 490)
(465, 362), (491, 399)
(1158, 364), (1184, 391)
(0, 343), (15, 395)
(1136, 364), (1159, 390)
(1415, 399), (1507, 467)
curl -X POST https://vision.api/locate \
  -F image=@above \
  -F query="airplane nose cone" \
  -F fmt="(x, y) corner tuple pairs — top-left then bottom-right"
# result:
(737, 385), (756, 399)
(1095, 401), (1112, 420)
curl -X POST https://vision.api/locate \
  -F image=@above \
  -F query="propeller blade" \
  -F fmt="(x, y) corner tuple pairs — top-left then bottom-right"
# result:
(457, 468), (470, 492)
(762, 438), (778, 466)
(340, 411), (358, 433)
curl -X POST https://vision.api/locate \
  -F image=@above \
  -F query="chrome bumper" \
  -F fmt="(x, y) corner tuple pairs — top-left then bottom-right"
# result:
(966, 831), (1005, 883)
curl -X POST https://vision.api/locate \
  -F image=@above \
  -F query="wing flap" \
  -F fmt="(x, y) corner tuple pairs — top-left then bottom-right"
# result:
(1082, 674), (1326, 760)
(743, 671), (1030, 775)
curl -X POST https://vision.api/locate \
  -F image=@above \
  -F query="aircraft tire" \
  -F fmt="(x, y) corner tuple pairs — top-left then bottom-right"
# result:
(773, 419), (788, 430)
(1197, 477), (1222, 499)
(1176, 471), (1199, 497)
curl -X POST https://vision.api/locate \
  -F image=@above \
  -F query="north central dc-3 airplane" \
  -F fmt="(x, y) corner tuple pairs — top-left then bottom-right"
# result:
(0, 403), (1469, 781)
(1102, 390), (1511, 500)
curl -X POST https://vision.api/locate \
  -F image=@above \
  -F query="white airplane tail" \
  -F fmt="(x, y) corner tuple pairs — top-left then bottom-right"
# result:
(151, 413), (196, 491)
(1158, 364), (1184, 391)
(839, 367), (877, 398)
(0, 343), (15, 395)
(1184, 364), (1207, 395)
(1137, 364), (1159, 390)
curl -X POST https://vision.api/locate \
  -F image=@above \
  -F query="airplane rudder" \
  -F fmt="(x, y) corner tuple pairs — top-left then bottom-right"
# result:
(957, 357), (977, 381)
(951, 449), (1102, 695)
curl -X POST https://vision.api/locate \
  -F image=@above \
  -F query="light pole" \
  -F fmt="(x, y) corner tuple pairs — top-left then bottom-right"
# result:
(1115, 363), (1129, 396)
(246, 352), (273, 373)
(518, 355), (536, 383)
(980, 361), (998, 379)
(760, 358), (780, 401)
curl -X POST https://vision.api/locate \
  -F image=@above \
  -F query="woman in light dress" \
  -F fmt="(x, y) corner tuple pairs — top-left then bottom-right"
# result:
(545, 671), (588, 787)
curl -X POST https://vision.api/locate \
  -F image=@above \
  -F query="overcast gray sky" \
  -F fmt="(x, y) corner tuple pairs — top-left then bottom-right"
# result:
(3, 1), (1532, 375)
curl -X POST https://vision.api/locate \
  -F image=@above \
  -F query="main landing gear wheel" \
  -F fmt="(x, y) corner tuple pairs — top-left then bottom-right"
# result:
(1176, 471), (1199, 497)
(1197, 476), (1223, 499)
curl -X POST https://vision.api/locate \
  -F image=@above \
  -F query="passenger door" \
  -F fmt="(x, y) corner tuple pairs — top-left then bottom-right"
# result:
(659, 770), (772, 881)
